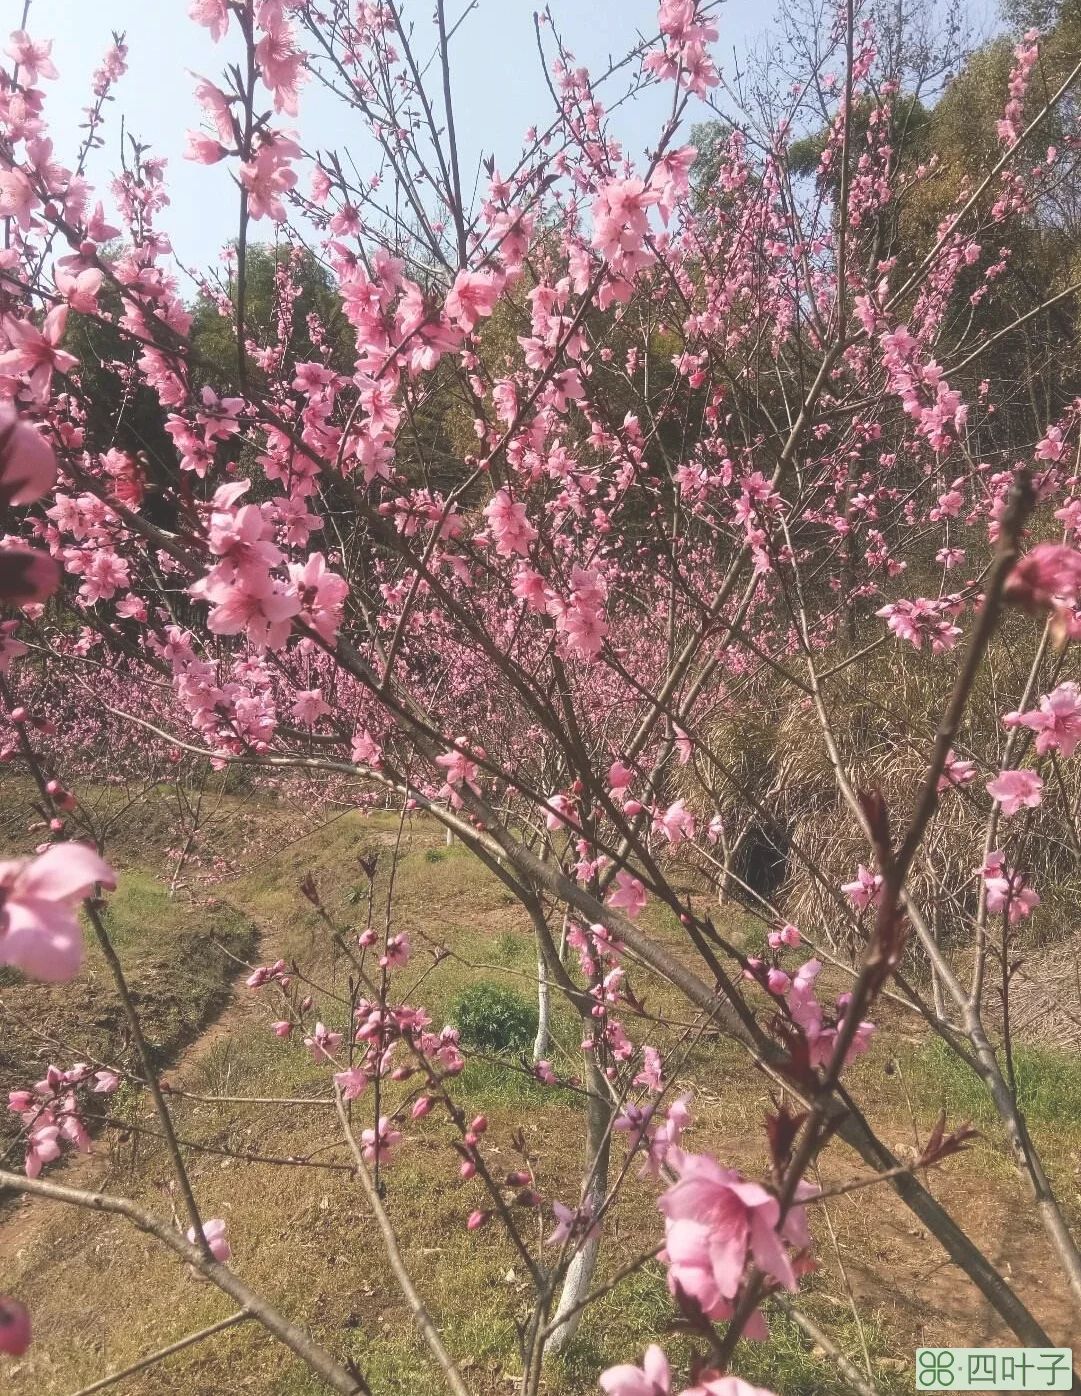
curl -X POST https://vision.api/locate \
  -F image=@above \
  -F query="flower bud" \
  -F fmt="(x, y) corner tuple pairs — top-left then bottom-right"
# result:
(466, 1209), (490, 1231)
(470, 1114), (488, 1134)
(459, 1160), (477, 1179)
(766, 968), (791, 995)
(411, 1095), (434, 1119)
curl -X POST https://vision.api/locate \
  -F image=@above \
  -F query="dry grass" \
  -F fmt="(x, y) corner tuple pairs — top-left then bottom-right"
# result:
(679, 621), (1081, 972)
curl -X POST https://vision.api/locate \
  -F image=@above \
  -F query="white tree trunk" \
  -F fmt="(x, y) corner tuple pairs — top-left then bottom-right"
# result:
(534, 945), (551, 1062)
(546, 1060), (613, 1352)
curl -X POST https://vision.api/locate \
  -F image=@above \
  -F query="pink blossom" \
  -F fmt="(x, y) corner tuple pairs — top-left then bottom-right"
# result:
(937, 749), (977, 793)
(192, 76), (235, 146)
(546, 1197), (600, 1247)
(977, 852), (1040, 923)
(599, 1344), (670, 1396)
(445, 269), (503, 332)
(91, 1071), (119, 1093)
(785, 961), (874, 1070)
(0, 844), (115, 982)
(484, 488), (537, 558)
(607, 869), (647, 919)
(1004, 543), (1081, 613)
(56, 266), (103, 314)
(255, 22), (305, 115)
(361, 1115), (402, 1165)
(0, 168), (38, 230)
(0, 307), (78, 401)
(634, 1045), (665, 1092)
(289, 553), (348, 643)
(0, 407), (56, 505)
(351, 729), (382, 768)
(5, 31), (59, 83)
(188, 0), (230, 42)
(659, 1150), (809, 1321)
(608, 760), (634, 793)
(333, 1065), (370, 1100)
(591, 177), (658, 276)
(184, 131), (229, 164)
(986, 768), (1043, 818)
(379, 933), (411, 968)
(841, 864), (882, 911)
(0, 1297), (30, 1356)
(0, 629), (26, 674)
(239, 135), (300, 221)
(767, 923), (801, 950)
(684, 1379), (778, 1396)
(0, 545), (59, 604)
(436, 745), (482, 808)
(187, 1217), (231, 1263)
(303, 1022), (343, 1062)
(652, 798), (695, 846)
(1005, 683), (1081, 757)
(189, 568), (300, 652)
(24, 1119), (61, 1178)
(291, 689), (331, 726)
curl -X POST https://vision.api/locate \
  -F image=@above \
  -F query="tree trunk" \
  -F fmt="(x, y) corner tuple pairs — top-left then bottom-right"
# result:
(546, 1059), (613, 1352)
(534, 943), (551, 1062)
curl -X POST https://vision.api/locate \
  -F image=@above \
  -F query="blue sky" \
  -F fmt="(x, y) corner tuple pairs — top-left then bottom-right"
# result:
(25, 0), (782, 276)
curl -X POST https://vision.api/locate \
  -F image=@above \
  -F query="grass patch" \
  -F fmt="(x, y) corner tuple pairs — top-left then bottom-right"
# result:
(734, 1306), (910, 1396)
(914, 1036), (1081, 1126)
(458, 1056), (583, 1110)
(0, 872), (257, 1161)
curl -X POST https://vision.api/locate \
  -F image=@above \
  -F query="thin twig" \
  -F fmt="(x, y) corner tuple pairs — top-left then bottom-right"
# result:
(65, 1311), (254, 1396)
(334, 1088), (474, 1396)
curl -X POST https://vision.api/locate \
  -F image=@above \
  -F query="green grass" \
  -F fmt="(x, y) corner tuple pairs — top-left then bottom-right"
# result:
(0, 871), (257, 1162)
(553, 1266), (912, 1396)
(735, 1306), (910, 1396)
(914, 1036), (1081, 1127)
(457, 1057), (583, 1110)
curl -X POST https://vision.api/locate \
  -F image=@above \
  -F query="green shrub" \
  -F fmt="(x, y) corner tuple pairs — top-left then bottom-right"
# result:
(450, 980), (538, 1053)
